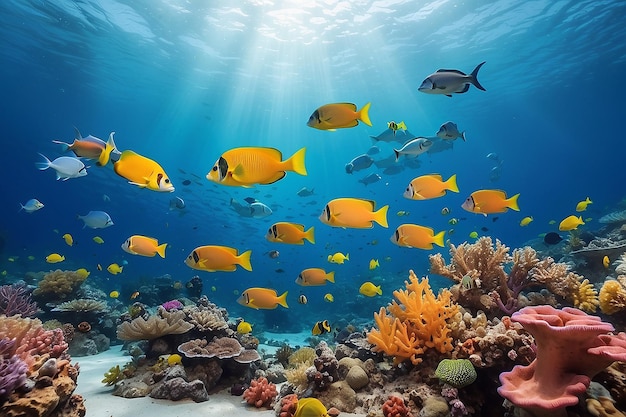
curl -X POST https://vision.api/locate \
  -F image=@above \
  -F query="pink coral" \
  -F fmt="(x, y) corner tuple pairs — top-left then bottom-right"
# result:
(278, 393), (299, 417)
(498, 305), (626, 417)
(382, 395), (414, 417)
(0, 315), (68, 368)
(242, 377), (277, 408)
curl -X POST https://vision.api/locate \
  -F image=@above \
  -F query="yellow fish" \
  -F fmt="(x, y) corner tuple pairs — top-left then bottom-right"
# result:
(97, 133), (117, 166)
(320, 198), (388, 229)
(311, 320), (332, 336)
(359, 282), (382, 297)
(62, 233), (74, 246)
(207, 147), (307, 187)
(390, 224), (445, 250)
(369, 259), (379, 270)
(113, 150), (175, 192)
(307, 102), (372, 131)
(237, 287), (288, 310)
(237, 320), (253, 334)
(559, 215), (584, 231)
(109, 290), (120, 298)
(324, 293), (334, 303)
(296, 268), (335, 286)
(122, 235), (167, 258)
(93, 236), (104, 244)
(76, 268), (90, 279)
(266, 222), (315, 245)
(520, 216), (533, 227)
(46, 253), (65, 263)
(469, 231), (479, 239)
(167, 353), (182, 366)
(327, 252), (349, 264)
(294, 397), (329, 417)
(387, 120), (407, 135)
(461, 189), (520, 216)
(576, 197), (592, 212)
(107, 263), (123, 275)
(403, 174), (459, 200)
(603, 256), (610, 269)
(184, 245), (252, 272)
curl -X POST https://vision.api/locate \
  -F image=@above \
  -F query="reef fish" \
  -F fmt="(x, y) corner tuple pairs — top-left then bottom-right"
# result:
(266, 222), (315, 245)
(519, 216), (533, 227)
(311, 320), (332, 335)
(403, 174), (459, 200)
(393, 137), (433, 161)
(320, 198), (388, 229)
(436, 121), (466, 141)
(390, 224), (446, 249)
(78, 211), (114, 229)
(296, 268), (335, 286)
(294, 397), (329, 417)
(345, 154), (374, 174)
(184, 245), (252, 272)
(237, 287), (288, 310)
(237, 320), (253, 334)
(461, 189), (520, 216)
(36, 154), (87, 180)
(62, 233), (73, 246)
(359, 282), (382, 297)
(559, 215), (584, 231)
(418, 62), (486, 96)
(359, 173), (382, 186)
(307, 102), (372, 130)
(327, 252), (349, 264)
(45, 253), (65, 263)
(388, 121), (407, 136)
(122, 235), (167, 258)
(575, 197), (592, 212)
(20, 199), (44, 213)
(113, 150), (174, 192)
(107, 263), (123, 274)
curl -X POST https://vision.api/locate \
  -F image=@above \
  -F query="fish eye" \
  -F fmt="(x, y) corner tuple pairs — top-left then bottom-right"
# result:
(212, 166), (217, 171)
(165, 178), (170, 184)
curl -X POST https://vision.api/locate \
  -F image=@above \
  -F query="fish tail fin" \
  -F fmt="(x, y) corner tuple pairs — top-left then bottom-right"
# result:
(507, 193), (521, 211)
(346, 253), (350, 261)
(305, 226), (315, 244)
(326, 271), (335, 283)
(461, 131), (467, 142)
(285, 147), (307, 176)
(433, 230), (446, 248)
(393, 149), (400, 162)
(578, 216), (585, 225)
(470, 61), (486, 91)
(277, 291), (289, 308)
(238, 249), (253, 271)
(35, 153), (51, 170)
(51, 140), (71, 153)
(376, 285), (382, 295)
(374, 205), (389, 228)
(156, 243), (167, 258)
(398, 121), (407, 130)
(446, 174), (459, 193)
(358, 102), (372, 126)
(586, 197), (593, 204)
(97, 132), (116, 167)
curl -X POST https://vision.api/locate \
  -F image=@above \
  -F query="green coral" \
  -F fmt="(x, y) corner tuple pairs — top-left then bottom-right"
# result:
(435, 359), (477, 388)
(102, 365), (124, 386)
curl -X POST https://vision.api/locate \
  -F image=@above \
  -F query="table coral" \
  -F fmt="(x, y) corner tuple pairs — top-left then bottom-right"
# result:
(116, 308), (193, 340)
(243, 376), (277, 408)
(367, 270), (458, 365)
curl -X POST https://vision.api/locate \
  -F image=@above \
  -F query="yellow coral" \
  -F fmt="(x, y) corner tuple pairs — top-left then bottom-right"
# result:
(599, 278), (626, 315)
(33, 269), (88, 300)
(573, 279), (599, 313)
(367, 270), (459, 365)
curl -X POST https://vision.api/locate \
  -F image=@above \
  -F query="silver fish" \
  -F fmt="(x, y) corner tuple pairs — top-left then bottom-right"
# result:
(418, 62), (486, 96)
(393, 138), (433, 161)
(297, 187), (315, 197)
(36, 154), (87, 180)
(20, 198), (44, 213)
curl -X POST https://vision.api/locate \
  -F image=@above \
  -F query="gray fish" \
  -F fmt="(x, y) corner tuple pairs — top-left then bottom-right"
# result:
(393, 138), (433, 161)
(20, 199), (44, 213)
(366, 145), (380, 155)
(358, 173), (381, 186)
(370, 129), (416, 143)
(437, 121), (466, 141)
(36, 154), (87, 180)
(345, 154), (374, 174)
(78, 211), (113, 229)
(418, 62), (486, 97)
(169, 196), (186, 210)
(250, 202), (272, 219)
(297, 187), (315, 197)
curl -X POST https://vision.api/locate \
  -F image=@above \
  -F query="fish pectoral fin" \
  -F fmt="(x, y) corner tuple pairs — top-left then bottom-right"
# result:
(129, 181), (147, 188)
(230, 164), (245, 180)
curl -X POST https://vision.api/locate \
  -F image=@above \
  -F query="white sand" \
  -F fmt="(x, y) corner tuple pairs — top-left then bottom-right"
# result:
(75, 344), (367, 417)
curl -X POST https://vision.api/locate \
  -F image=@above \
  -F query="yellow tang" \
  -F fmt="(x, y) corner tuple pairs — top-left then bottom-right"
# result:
(369, 259), (379, 270)
(76, 268), (90, 279)
(559, 215), (584, 231)
(323, 293), (334, 303)
(359, 282), (382, 297)
(109, 290), (120, 298)
(62, 233), (73, 246)
(307, 102), (372, 131)
(576, 197), (592, 212)
(207, 147), (307, 187)
(184, 245), (252, 272)
(294, 397), (329, 417)
(46, 253), (65, 263)
(107, 263), (123, 275)
(403, 174), (459, 200)
(93, 236), (104, 244)
(121, 235), (167, 258)
(461, 189), (520, 216)
(320, 197), (388, 229)
(327, 252), (349, 264)
(519, 216), (533, 227)
(265, 222), (315, 245)
(237, 320), (253, 334)
(296, 268), (335, 286)
(603, 256), (610, 269)
(390, 224), (445, 250)
(113, 150), (175, 192)
(237, 287), (288, 310)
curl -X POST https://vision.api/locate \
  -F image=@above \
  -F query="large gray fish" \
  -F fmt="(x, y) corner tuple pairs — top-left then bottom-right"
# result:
(393, 137), (433, 161)
(418, 62), (486, 96)
(437, 121), (466, 141)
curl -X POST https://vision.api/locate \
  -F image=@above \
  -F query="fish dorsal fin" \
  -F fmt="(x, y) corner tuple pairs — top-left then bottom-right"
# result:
(436, 69), (466, 75)
(293, 223), (305, 232)
(222, 246), (239, 256)
(252, 147), (283, 160)
(337, 103), (357, 111)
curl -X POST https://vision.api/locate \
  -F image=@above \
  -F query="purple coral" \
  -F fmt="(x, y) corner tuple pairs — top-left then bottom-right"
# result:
(0, 338), (28, 402)
(161, 299), (184, 311)
(0, 284), (39, 318)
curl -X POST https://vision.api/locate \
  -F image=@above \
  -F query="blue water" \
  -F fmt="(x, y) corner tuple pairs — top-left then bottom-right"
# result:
(1, 1), (625, 325)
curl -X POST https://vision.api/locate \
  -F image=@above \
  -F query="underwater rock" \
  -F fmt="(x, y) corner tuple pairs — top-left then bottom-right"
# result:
(149, 377), (209, 402)
(112, 379), (151, 398)
(418, 396), (449, 417)
(316, 380), (356, 412)
(345, 366), (369, 390)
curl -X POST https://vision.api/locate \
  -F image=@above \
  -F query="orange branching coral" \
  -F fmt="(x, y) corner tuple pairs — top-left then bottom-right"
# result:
(599, 277), (626, 315)
(33, 269), (87, 300)
(367, 270), (459, 365)
(572, 279), (599, 313)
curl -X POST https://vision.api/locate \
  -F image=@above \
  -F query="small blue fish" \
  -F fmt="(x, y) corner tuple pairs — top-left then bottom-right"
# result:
(36, 154), (87, 180)
(359, 173), (381, 186)
(345, 154), (374, 174)
(78, 211), (114, 229)
(20, 199), (44, 213)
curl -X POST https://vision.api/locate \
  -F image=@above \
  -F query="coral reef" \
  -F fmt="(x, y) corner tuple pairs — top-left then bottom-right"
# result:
(0, 284), (38, 317)
(52, 298), (109, 313)
(177, 337), (244, 359)
(599, 276), (626, 315)
(382, 395), (414, 417)
(0, 339), (28, 402)
(33, 269), (88, 301)
(242, 376), (277, 408)
(367, 270), (458, 365)
(434, 359), (477, 388)
(116, 307), (194, 340)
(0, 314), (68, 366)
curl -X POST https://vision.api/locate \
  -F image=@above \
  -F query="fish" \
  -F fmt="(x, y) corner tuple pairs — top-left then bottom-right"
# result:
(575, 197), (592, 212)
(345, 154), (374, 174)
(107, 263), (123, 274)
(559, 215), (584, 231)
(182, 179), (192, 186)
(311, 320), (332, 335)
(390, 224), (446, 249)
(548, 220), (557, 225)
(249, 202), (273, 219)
(369, 259), (379, 270)
(96, 132), (118, 167)
(441, 207), (450, 215)
(603, 256), (610, 269)
(393, 137), (433, 161)
(359, 282), (382, 297)
(45, 253), (65, 263)
(62, 233), (74, 246)
(78, 211), (114, 229)
(93, 236), (104, 244)
(296, 268), (335, 286)
(266, 222), (315, 245)
(418, 62), (486, 96)
(403, 174), (459, 200)
(20, 199), (44, 213)
(543, 232), (563, 245)
(388, 121), (408, 136)
(207, 147), (306, 187)
(113, 150), (175, 192)
(52, 128), (107, 159)
(237, 320), (253, 334)
(307, 102), (372, 130)
(130, 291), (140, 299)
(436, 121), (466, 141)
(297, 187), (315, 197)
(237, 287), (288, 310)
(327, 252), (349, 264)
(469, 231), (479, 239)
(324, 293), (334, 303)
(268, 250), (280, 259)
(367, 146), (380, 155)
(184, 245), (252, 272)
(461, 189), (520, 216)
(520, 216), (533, 227)
(122, 235), (167, 258)
(169, 197), (186, 211)
(370, 128), (416, 143)
(396, 210), (410, 217)
(358, 173), (382, 186)
(294, 397), (329, 417)
(97, 264), (103, 271)
(36, 154), (87, 180)
(298, 294), (308, 304)
(109, 290), (120, 299)
(320, 198), (389, 229)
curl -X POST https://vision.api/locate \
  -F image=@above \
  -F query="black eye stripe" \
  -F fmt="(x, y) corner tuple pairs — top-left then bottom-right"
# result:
(192, 251), (199, 263)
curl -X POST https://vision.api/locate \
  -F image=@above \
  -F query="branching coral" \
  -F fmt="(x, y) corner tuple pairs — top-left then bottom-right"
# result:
(116, 309), (193, 341)
(185, 306), (229, 332)
(33, 269), (88, 300)
(599, 276), (626, 315)
(0, 314), (68, 367)
(0, 338), (28, 402)
(242, 376), (277, 408)
(367, 270), (459, 365)
(0, 284), (38, 318)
